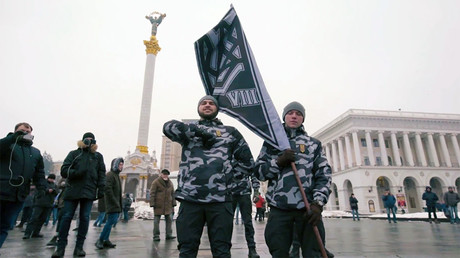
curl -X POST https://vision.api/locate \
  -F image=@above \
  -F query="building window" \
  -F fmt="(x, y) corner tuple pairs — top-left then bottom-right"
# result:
(376, 157), (382, 166)
(373, 139), (379, 147)
(364, 156), (370, 165)
(385, 140), (389, 148)
(361, 138), (367, 147)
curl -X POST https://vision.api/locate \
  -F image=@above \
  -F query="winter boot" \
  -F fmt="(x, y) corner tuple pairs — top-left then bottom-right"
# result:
(51, 247), (65, 258)
(428, 219), (432, 224)
(248, 247), (260, 258)
(103, 240), (116, 248)
(73, 247), (86, 257)
(434, 219), (440, 224)
(47, 236), (58, 246)
(95, 239), (104, 249)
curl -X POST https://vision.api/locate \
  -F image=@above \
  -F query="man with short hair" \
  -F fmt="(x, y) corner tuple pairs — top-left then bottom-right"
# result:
(23, 173), (57, 239)
(149, 169), (176, 241)
(52, 132), (106, 257)
(255, 101), (332, 257)
(163, 95), (254, 257)
(0, 122), (46, 248)
(444, 186), (460, 224)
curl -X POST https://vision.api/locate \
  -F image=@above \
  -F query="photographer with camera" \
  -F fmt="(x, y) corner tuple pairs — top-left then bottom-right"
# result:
(52, 132), (106, 258)
(0, 122), (46, 249)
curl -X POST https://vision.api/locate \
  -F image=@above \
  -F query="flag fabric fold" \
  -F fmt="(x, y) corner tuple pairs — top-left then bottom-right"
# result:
(194, 5), (290, 151)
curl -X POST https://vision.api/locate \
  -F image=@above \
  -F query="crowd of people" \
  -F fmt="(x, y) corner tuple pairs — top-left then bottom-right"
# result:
(1, 97), (459, 258)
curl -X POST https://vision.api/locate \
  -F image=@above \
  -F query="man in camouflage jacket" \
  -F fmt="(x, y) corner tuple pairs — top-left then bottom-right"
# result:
(255, 101), (332, 257)
(163, 95), (254, 258)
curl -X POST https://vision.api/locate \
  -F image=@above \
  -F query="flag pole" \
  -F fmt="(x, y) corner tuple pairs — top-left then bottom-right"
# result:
(291, 162), (328, 258)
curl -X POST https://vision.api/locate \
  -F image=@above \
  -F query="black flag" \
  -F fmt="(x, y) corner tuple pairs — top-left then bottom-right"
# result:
(194, 5), (289, 150)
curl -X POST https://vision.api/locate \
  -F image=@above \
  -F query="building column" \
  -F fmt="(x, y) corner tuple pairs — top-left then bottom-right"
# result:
(426, 133), (440, 167)
(402, 132), (414, 166)
(439, 133), (452, 167)
(344, 134), (353, 168)
(337, 137), (346, 170)
(331, 140), (339, 172)
(352, 131), (362, 166)
(365, 131), (375, 166)
(325, 144), (332, 166)
(378, 131), (389, 166)
(450, 134), (460, 167)
(414, 132), (427, 167)
(390, 131), (402, 166)
(121, 175), (127, 193)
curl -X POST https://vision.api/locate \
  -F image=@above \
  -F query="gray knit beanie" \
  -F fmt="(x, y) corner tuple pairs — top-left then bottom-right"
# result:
(197, 95), (219, 119)
(282, 101), (305, 122)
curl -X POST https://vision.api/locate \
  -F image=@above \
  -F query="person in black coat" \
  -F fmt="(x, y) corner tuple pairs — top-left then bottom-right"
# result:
(422, 186), (439, 224)
(23, 174), (57, 238)
(52, 132), (106, 258)
(349, 193), (360, 221)
(0, 122), (46, 248)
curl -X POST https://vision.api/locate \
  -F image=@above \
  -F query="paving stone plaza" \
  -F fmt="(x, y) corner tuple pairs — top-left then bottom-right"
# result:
(1, 217), (459, 257)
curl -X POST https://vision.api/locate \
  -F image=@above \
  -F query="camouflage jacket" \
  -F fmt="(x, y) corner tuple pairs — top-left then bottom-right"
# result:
(231, 172), (260, 196)
(254, 125), (331, 210)
(163, 119), (254, 203)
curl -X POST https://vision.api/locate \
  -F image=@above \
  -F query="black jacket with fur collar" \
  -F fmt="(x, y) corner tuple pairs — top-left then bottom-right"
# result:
(60, 140), (106, 200)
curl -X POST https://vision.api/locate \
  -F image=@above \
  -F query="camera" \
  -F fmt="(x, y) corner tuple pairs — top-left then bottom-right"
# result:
(23, 134), (34, 141)
(83, 138), (96, 146)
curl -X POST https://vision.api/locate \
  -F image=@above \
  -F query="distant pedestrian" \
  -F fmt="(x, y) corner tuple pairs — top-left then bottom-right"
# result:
(52, 132), (106, 258)
(95, 158), (124, 249)
(254, 194), (266, 221)
(349, 193), (360, 221)
(422, 186), (439, 224)
(23, 173), (57, 239)
(93, 195), (106, 227)
(149, 169), (176, 241)
(47, 178), (66, 247)
(16, 186), (36, 228)
(122, 193), (132, 222)
(443, 186), (460, 224)
(231, 169), (261, 258)
(382, 190), (397, 223)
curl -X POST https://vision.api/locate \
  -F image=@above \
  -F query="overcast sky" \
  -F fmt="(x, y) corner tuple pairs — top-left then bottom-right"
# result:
(1, 0), (459, 166)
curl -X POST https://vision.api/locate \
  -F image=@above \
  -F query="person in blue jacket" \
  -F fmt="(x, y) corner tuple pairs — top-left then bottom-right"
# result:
(382, 189), (397, 223)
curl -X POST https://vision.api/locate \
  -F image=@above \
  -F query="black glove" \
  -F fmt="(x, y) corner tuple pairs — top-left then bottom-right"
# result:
(276, 149), (295, 167)
(97, 190), (104, 200)
(12, 130), (27, 141)
(192, 126), (217, 148)
(304, 203), (323, 226)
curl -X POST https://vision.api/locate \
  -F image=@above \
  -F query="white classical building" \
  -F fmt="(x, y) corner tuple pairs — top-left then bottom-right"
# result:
(312, 109), (460, 214)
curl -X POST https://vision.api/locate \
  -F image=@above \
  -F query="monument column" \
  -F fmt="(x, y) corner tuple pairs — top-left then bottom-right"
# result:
(402, 132), (414, 166)
(136, 12), (166, 154)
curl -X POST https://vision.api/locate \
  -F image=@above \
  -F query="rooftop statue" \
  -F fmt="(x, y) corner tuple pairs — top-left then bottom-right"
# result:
(146, 12), (166, 36)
